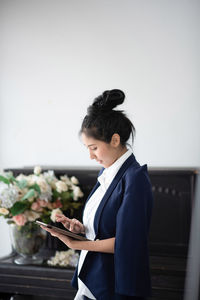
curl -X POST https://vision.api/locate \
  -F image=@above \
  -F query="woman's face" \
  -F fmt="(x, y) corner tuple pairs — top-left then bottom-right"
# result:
(81, 133), (121, 168)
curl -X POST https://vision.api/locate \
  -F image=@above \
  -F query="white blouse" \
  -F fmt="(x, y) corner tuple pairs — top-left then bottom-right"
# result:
(74, 149), (132, 300)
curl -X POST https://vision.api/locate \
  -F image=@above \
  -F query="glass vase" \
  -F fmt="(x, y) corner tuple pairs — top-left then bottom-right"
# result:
(9, 222), (46, 265)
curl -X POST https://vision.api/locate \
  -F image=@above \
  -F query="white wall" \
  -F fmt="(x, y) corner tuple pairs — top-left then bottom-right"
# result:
(0, 0), (199, 256)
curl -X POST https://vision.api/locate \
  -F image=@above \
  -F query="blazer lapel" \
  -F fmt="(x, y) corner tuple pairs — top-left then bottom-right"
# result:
(94, 154), (139, 236)
(81, 168), (104, 218)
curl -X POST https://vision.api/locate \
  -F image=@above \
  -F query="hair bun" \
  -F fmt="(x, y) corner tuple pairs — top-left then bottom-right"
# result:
(92, 89), (125, 112)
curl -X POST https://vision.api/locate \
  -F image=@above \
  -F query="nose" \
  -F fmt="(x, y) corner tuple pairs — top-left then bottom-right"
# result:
(89, 149), (96, 160)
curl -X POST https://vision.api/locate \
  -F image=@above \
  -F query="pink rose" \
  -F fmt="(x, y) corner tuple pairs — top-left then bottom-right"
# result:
(37, 199), (48, 208)
(13, 214), (27, 226)
(31, 202), (43, 212)
(47, 202), (53, 209)
(52, 199), (63, 209)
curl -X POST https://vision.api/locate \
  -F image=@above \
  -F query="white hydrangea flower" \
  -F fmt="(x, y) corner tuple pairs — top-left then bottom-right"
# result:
(0, 207), (9, 215)
(16, 174), (28, 181)
(39, 189), (52, 202)
(55, 181), (68, 193)
(70, 176), (79, 185)
(36, 178), (48, 193)
(43, 170), (56, 182)
(60, 175), (71, 186)
(73, 186), (84, 201)
(47, 250), (79, 267)
(36, 177), (52, 201)
(50, 208), (62, 222)
(43, 170), (58, 189)
(0, 182), (19, 208)
(24, 210), (41, 221)
(34, 166), (42, 175)
(15, 186), (29, 201)
(26, 174), (37, 186)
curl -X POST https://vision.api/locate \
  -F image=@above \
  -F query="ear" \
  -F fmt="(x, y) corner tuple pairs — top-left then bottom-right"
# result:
(111, 133), (121, 147)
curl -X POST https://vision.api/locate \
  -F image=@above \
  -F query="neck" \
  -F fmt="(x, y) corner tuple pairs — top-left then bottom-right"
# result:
(113, 147), (128, 164)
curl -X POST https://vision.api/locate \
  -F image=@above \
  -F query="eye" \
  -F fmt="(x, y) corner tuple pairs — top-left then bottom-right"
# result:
(91, 147), (97, 151)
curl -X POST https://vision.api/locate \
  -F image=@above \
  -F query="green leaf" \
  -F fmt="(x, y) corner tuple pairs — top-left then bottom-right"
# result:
(30, 184), (41, 193)
(16, 179), (28, 189)
(52, 189), (60, 198)
(5, 173), (17, 183)
(10, 202), (28, 216)
(21, 189), (35, 201)
(61, 191), (73, 200)
(7, 219), (14, 224)
(41, 215), (51, 223)
(0, 175), (10, 184)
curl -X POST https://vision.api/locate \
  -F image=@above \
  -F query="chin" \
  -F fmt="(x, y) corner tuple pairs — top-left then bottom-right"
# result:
(102, 163), (111, 168)
(100, 162), (107, 168)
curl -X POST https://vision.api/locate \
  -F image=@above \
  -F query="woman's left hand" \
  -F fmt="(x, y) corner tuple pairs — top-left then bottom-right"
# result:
(40, 225), (79, 250)
(40, 225), (115, 253)
(40, 225), (59, 237)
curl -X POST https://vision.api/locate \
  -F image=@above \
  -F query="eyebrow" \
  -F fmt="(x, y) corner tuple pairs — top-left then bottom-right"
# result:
(87, 144), (96, 148)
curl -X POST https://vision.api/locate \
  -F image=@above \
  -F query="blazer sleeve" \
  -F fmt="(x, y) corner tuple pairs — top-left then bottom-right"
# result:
(114, 165), (153, 297)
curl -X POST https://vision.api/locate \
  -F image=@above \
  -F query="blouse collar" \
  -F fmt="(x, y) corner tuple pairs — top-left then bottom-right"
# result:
(98, 149), (132, 191)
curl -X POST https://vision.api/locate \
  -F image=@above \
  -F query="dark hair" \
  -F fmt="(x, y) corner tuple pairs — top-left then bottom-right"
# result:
(80, 89), (135, 146)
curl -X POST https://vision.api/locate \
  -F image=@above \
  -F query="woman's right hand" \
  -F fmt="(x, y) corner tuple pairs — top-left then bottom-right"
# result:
(55, 214), (85, 234)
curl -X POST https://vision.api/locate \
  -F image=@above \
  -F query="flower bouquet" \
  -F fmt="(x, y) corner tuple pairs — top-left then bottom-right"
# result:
(0, 166), (84, 264)
(47, 249), (79, 268)
(0, 166), (84, 225)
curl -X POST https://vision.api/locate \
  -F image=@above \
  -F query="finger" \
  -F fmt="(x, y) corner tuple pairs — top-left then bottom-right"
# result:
(40, 225), (57, 236)
(74, 220), (83, 231)
(57, 217), (73, 231)
(71, 219), (83, 233)
(68, 219), (83, 233)
(40, 225), (52, 233)
(62, 217), (72, 228)
(56, 215), (69, 225)
(74, 220), (84, 232)
(55, 215), (66, 222)
(63, 221), (70, 230)
(55, 213), (63, 217)
(70, 218), (77, 231)
(56, 215), (71, 224)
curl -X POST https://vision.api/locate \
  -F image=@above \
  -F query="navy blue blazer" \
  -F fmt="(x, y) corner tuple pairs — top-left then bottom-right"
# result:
(71, 154), (153, 299)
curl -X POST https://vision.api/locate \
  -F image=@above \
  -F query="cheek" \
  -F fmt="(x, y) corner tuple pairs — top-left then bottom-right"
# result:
(98, 149), (107, 158)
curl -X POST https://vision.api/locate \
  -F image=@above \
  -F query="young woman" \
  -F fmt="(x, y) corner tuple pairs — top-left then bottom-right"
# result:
(41, 89), (153, 300)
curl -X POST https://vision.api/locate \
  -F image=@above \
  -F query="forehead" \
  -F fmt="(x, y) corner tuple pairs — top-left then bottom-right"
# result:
(81, 133), (105, 147)
(81, 133), (98, 146)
